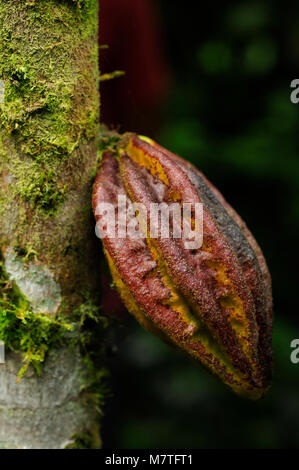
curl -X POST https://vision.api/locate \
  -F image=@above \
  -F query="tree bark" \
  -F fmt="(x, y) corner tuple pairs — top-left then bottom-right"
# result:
(0, 0), (103, 448)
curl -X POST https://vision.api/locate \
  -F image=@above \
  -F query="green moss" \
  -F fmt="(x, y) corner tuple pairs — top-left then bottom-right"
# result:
(15, 245), (39, 264)
(0, 0), (99, 167)
(0, 258), (73, 380)
(74, 296), (103, 326)
(100, 70), (125, 82)
(0, 0), (99, 181)
(18, 169), (67, 213)
(64, 429), (101, 449)
(98, 128), (121, 155)
(0, 255), (110, 409)
(72, 296), (111, 410)
(0, 0), (100, 245)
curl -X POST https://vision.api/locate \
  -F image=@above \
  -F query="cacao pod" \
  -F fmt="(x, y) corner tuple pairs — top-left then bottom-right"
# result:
(92, 134), (273, 399)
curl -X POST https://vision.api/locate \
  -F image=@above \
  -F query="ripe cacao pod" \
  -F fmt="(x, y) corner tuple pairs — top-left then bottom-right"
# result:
(92, 134), (273, 399)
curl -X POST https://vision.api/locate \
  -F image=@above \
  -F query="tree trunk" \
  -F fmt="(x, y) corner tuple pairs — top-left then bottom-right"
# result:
(0, 0), (103, 448)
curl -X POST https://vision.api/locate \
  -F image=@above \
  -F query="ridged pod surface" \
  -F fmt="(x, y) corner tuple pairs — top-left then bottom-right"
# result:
(92, 134), (273, 399)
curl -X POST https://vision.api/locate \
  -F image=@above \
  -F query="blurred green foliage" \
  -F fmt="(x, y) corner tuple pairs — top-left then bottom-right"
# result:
(103, 0), (299, 449)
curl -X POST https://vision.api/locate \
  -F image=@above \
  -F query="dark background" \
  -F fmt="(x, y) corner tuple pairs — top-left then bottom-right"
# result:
(99, 0), (299, 449)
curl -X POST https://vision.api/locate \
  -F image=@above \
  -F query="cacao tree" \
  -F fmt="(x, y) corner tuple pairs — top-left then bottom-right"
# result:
(0, 0), (104, 449)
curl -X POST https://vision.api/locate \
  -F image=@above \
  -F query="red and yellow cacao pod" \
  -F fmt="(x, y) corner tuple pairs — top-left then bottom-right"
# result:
(92, 134), (273, 399)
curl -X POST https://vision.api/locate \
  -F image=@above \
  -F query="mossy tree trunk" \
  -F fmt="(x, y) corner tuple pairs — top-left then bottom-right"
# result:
(0, 0), (104, 448)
